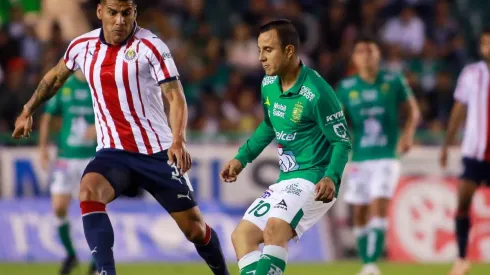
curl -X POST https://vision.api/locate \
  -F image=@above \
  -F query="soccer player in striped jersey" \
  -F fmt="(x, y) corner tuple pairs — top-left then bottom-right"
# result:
(12, 1), (229, 274)
(440, 27), (490, 275)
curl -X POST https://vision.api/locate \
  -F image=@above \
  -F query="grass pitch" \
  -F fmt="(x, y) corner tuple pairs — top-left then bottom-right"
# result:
(0, 262), (488, 275)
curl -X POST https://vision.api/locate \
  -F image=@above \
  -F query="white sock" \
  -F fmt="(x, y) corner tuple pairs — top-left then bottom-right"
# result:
(262, 245), (288, 263)
(56, 216), (69, 227)
(368, 217), (388, 231)
(238, 250), (261, 271)
(353, 226), (369, 238)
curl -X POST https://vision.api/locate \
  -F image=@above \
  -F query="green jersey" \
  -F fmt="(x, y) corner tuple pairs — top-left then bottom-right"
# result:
(44, 75), (96, 159)
(235, 64), (352, 195)
(336, 71), (412, 162)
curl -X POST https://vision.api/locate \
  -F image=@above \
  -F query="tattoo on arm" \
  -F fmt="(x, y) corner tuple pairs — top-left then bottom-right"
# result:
(27, 59), (73, 113)
(160, 80), (182, 100)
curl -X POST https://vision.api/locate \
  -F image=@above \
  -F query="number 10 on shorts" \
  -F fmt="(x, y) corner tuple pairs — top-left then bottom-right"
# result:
(248, 200), (271, 217)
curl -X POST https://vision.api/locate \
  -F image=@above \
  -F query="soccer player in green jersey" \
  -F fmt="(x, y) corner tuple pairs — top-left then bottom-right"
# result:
(38, 70), (97, 275)
(220, 19), (352, 275)
(337, 36), (420, 275)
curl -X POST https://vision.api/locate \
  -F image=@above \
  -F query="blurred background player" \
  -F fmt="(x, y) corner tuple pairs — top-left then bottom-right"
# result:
(337, 36), (420, 275)
(221, 19), (351, 275)
(38, 69), (97, 275)
(440, 27), (490, 275)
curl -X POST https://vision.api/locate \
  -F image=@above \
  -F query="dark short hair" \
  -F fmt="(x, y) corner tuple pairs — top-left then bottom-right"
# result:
(481, 26), (490, 37)
(100, 0), (135, 4)
(259, 19), (300, 50)
(354, 34), (380, 47)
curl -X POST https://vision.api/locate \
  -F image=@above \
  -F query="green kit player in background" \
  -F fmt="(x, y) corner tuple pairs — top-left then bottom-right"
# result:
(38, 70), (97, 275)
(337, 36), (420, 275)
(220, 20), (352, 275)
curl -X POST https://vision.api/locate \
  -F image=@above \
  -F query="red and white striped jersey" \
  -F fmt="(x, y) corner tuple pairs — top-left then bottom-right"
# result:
(454, 61), (490, 161)
(63, 25), (178, 155)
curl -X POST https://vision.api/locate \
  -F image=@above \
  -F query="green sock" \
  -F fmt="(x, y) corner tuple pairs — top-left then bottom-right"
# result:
(354, 227), (369, 264)
(366, 217), (387, 264)
(58, 218), (76, 257)
(238, 250), (261, 275)
(255, 245), (287, 275)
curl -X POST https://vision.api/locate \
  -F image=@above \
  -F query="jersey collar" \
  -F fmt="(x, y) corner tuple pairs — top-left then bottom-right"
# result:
(279, 61), (307, 97)
(99, 22), (138, 46)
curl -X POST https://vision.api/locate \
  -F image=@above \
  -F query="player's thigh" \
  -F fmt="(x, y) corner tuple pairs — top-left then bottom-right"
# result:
(138, 150), (197, 214)
(344, 162), (371, 205)
(50, 159), (76, 197)
(80, 149), (132, 203)
(267, 178), (331, 241)
(370, 159), (401, 201)
(52, 194), (72, 217)
(232, 219), (264, 248)
(458, 157), (484, 211)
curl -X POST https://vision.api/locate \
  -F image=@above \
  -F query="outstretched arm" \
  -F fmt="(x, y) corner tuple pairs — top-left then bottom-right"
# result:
(13, 59), (74, 139)
(25, 58), (74, 115)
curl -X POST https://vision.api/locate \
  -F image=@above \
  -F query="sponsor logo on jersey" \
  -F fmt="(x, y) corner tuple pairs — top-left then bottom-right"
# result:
(362, 89), (378, 101)
(299, 86), (315, 101)
(261, 189), (273, 198)
(277, 144), (299, 172)
(275, 130), (297, 141)
(342, 78), (357, 88)
(325, 110), (344, 125)
(75, 89), (89, 100)
(282, 182), (302, 196)
(381, 83), (390, 94)
(274, 199), (288, 210)
(162, 52), (172, 60)
(264, 96), (270, 106)
(290, 101), (303, 123)
(333, 123), (348, 139)
(123, 48), (138, 63)
(273, 103), (287, 118)
(360, 107), (385, 116)
(262, 76), (277, 87)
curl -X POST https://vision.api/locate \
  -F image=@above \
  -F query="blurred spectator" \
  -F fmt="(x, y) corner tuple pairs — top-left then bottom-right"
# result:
(222, 86), (261, 133)
(406, 40), (444, 93)
(0, 0), (481, 145)
(226, 23), (260, 73)
(0, 58), (27, 131)
(191, 92), (232, 136)
(355, 0), (383, 38)
(381, 44), (404, 73)
(241, 0), (270, 30)
(278, 0), (319, 55)
(381, 5), (425, 56)
(6, 5), (25, 40)
(37, 0), (90, 42)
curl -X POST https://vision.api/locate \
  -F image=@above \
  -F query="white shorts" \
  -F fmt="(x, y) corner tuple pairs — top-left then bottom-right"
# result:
(50, 158), (91, 196)
(243, 178), (335, 240)
(343, 159), (401, 205)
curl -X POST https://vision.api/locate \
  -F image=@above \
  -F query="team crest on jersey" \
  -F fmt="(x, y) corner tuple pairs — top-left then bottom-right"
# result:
(123, 48), (138, 63)
(381, 83), (390, 94)
(290, 101), (303, 123)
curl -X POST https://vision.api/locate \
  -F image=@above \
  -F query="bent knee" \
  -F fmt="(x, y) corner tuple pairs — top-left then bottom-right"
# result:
(53, 206), (68, 218)
(183, 222), (207, 244)
(79, 173), (114, 203)
(263, 218), (293, 245)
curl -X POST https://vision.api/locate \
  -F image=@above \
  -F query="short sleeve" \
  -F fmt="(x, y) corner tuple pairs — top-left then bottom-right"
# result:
(141, 37), (179, 85)
(44, 92), (61, 116)
(454, 66), (472, 104)
(397, 74), (413, 103)
(63, 38), (84, 71)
